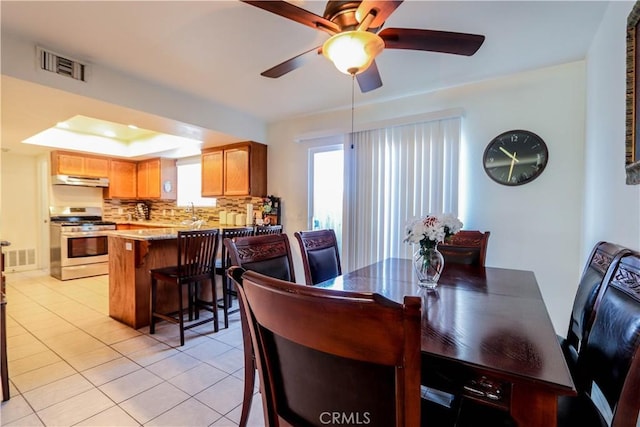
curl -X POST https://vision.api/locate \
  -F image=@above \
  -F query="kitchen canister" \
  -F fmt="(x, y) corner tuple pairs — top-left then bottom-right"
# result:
(235, 214), (246, 226)
(219, 210), (227, 224)
(226, 212), (236, 225)
(246, 204), (254, 225)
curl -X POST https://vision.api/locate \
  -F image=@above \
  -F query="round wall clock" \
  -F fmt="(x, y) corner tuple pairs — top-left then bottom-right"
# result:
(483, 130), (548, 186)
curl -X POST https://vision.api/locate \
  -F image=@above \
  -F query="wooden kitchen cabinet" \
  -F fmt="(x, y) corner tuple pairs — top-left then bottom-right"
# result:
(201, 149), (224, 196)
(201, 141), (267, 197)
(51, 150), (109, 178)
(137, 158), (177, 200)
(103, 159), (137, 199)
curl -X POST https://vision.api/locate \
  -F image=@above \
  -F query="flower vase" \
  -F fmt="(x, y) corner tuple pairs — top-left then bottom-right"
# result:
(413, 244), (445, 289)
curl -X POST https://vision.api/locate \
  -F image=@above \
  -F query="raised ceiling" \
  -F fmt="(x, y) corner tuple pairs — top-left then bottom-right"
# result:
(1, 1), (609, 157)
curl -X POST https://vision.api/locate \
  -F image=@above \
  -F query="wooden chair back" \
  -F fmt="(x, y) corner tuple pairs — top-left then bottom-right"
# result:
(235, 269), (422, 427)
(438, 230), (490, 267)
(294, 229), (342, 285)
(224, 233), (296, 282)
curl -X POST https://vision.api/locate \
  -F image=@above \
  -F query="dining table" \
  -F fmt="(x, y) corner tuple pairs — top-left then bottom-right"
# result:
(316, 257), (576, 427)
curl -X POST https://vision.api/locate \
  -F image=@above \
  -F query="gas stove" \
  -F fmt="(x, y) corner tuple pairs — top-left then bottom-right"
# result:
(49, 206), (116, 280)
(49, 207), (116, 231)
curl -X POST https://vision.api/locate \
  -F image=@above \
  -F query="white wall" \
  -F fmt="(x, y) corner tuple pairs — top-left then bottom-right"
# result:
(0, 152), (42, 271)
(583, 1), (640, 257)
(268, 61), (587, 334)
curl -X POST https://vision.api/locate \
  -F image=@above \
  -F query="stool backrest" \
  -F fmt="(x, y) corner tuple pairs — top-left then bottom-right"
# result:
(255, 225), (283, 235)
(177, 229), (220, 281)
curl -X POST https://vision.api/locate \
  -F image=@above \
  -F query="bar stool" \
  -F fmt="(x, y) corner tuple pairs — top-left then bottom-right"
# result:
(254, 225), (283, 235)
(150, 229), (219, 346)
(216, 227), (254, 328)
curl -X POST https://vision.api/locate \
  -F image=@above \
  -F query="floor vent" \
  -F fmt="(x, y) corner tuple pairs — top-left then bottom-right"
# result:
(38, 47), (87, 82)
(5, 248), (37, 270)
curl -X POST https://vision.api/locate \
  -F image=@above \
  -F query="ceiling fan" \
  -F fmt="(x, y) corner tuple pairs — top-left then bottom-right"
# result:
(241, 0), (485, 93)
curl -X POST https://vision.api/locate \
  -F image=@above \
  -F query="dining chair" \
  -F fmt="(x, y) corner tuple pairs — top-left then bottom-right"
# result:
(294, 229), (342, 285)
(438, 230), (490, 267)
(254, 224), (283, 235)
(224, 234), (297, 427)
(233, 268), (422, 427)
(224, 233), (296, 283)
(560, 241), (631, 377)
(216, 227), (254, 329)
(149, 229), (219, 346)
(557, 251), (640, 426)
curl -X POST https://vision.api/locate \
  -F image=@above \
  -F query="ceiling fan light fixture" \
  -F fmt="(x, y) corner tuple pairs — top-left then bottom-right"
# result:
(322, 30), (384, 75)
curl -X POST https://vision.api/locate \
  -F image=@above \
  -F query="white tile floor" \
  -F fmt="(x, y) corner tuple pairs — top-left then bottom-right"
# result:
(1, 270), (265, 426)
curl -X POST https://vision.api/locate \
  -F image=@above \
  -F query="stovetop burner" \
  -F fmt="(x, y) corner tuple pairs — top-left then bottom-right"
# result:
(49, 207), (116, 229)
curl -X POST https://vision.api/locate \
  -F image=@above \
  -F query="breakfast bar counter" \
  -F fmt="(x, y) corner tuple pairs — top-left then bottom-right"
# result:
(107, 229), (182, 329)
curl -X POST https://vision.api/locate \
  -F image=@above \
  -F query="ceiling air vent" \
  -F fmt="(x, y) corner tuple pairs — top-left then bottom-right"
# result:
(38, 47), (87, 82)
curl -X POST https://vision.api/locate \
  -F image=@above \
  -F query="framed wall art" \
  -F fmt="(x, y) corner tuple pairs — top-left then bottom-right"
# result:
(626, 0), (640, 184)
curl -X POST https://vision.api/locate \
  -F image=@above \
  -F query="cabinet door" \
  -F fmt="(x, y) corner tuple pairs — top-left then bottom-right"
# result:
(137, 161), (150, 198)
(224, 146), (250, 196)
(84, 157), (109, 177)
(55, 153), (85, 176)
(202, 150), (224, 196)
(106, 160), (137, 199)
(146, 159), (161, 198)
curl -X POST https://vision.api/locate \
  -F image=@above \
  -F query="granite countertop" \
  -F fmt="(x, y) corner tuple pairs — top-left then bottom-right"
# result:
(108, 222), (257, 240)
(107, 228), (184, 241)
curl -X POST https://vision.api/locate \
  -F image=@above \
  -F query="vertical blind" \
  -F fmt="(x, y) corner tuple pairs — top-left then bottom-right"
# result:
(342, 117), (461, 272)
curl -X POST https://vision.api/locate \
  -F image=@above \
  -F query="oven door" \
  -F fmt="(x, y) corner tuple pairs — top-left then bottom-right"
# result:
(61, 231), (109, 267)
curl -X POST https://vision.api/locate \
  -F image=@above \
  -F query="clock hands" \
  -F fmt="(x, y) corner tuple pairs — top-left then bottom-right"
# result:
(498, 147), (520, 182)
(508, 152), (517, 182)
(499, 146), (520, 163)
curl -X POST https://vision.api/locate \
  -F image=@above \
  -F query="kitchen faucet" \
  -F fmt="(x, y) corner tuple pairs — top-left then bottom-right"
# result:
(190, 202), (198, 221)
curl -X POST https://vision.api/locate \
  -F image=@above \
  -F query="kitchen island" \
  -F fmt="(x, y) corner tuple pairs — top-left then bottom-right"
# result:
(108, 228), (184, 329)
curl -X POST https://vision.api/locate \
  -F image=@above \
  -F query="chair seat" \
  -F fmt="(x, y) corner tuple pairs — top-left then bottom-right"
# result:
(151, 265), (179, 278)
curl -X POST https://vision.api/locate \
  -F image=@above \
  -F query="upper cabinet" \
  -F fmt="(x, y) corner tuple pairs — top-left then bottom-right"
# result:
(202, 141), (267, 197)
(51, 150), (109, 178)
(103, 159), (137, 199)
(137, 158), (177, 200)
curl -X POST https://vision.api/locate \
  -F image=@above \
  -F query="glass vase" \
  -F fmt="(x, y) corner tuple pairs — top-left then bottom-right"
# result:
(413, 244), (445, 289)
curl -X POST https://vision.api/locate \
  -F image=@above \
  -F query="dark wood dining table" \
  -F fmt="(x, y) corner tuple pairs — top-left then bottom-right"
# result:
(316, 257), (576, 427)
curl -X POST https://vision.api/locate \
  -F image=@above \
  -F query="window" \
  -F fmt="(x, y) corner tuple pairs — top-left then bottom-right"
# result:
(310, 145), (344, 250)
(176, 156), (216, 207)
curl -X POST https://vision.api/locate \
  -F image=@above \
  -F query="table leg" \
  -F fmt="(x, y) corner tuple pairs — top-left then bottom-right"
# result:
(511, 384), (557, 427)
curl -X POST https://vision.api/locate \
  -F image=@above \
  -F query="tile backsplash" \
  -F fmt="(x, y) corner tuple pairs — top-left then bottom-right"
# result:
(103, 197), (266, 224)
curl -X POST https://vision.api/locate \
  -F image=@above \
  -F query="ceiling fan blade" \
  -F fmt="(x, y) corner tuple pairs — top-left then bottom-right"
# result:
(355, 1), (403, 31)
(241, 0), (340, 35)
(356, 61), (383, 93)
(379, 28), (485, 56)
(261, 46), (322, 78)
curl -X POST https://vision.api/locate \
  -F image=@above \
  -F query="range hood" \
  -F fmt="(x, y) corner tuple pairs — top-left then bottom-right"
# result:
(52, 175), (109, 188)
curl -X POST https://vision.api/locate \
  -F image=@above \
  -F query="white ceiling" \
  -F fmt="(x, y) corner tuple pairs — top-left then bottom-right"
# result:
(1, 0), (609, 157)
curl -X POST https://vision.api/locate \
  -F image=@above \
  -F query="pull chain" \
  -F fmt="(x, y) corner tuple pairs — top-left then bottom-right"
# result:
(351, 74), (355, 149)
